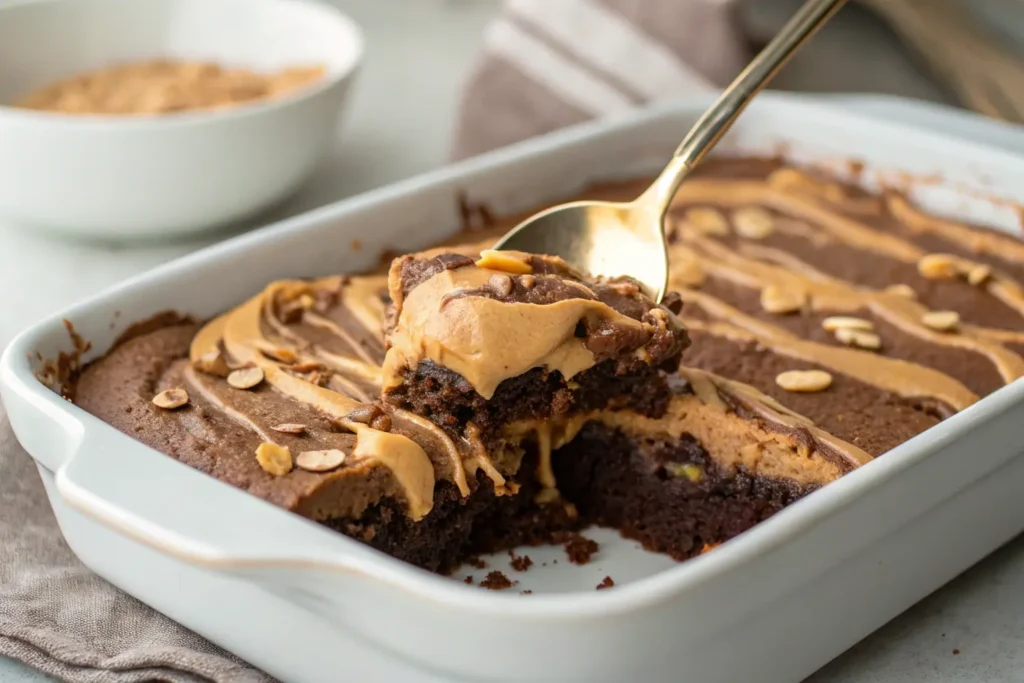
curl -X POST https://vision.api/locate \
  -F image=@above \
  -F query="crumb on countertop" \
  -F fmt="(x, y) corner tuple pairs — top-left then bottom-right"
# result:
(596, 576), (615, 590)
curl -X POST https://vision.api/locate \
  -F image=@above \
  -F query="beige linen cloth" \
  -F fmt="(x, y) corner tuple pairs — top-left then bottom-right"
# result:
(0, 1), (774, 680)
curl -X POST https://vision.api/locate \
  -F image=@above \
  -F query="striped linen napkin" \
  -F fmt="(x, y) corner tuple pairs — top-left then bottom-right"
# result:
(452, 0), (750, 160)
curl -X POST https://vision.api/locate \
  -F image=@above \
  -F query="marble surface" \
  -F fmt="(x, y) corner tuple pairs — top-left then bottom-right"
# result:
(3, 0), (1024, 681)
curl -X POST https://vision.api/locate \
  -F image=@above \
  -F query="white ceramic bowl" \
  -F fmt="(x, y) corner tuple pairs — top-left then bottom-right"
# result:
(0, 0), (363, 239)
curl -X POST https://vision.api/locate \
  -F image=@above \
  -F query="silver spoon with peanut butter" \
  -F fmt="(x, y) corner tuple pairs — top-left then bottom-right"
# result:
(491, 0), (845, 302)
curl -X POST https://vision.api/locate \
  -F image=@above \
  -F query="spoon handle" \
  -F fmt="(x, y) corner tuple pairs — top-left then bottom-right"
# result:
(645, 0), (846, 209)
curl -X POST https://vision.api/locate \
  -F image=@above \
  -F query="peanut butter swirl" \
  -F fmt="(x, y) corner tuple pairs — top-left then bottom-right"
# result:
(174, 159), (1023, 520)
(381, 252), (683, 399)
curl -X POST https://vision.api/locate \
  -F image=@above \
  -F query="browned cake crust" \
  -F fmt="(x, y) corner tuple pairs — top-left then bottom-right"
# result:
(72, 158), (1024, 573)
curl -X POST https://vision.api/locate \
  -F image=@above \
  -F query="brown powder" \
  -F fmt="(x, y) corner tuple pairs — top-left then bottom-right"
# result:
(596, 576), (615, 590)
(15, 60), (325, 116)
(479, 570), (516, 591)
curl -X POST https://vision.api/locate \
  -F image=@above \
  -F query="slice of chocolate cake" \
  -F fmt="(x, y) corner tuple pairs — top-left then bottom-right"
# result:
(379, 248), (688, 452)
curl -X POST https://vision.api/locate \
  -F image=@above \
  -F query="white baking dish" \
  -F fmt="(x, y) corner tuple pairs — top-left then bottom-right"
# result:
(5, 93), (1024, 683)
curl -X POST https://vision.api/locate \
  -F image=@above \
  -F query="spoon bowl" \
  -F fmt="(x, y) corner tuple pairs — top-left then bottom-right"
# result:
(492, 0), (846, 301)
(494, 197), (670, 300)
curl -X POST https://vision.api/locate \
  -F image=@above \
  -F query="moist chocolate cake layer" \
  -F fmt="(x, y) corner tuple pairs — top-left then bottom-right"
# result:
(70, 158), (1024, 575)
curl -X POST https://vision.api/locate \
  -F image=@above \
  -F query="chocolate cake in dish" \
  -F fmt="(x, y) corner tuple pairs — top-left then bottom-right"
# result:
(70, 158), (1024, 575)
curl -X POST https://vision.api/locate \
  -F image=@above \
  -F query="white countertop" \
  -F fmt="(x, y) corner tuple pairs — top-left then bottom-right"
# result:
(3, 1), (1024, 681)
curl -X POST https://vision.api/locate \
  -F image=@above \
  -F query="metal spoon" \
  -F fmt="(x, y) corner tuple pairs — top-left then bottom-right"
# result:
(491, 0), (847, 302)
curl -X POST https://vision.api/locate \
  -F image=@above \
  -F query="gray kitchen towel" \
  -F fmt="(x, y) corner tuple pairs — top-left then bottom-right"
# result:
(0, 0), (760, 681)
(0, 404), (273, 683)
(452, 0), (749, 159)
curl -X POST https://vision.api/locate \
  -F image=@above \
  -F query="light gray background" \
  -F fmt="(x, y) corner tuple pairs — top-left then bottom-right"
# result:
(3, 0), (1024, 681)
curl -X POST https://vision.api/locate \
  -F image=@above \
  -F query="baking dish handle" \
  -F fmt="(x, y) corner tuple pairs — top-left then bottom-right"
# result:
(54, 427), (394, 581)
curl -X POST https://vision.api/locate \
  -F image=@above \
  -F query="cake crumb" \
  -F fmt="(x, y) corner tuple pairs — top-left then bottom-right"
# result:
(700, 542), (721, 554)
(464, 576), (473, 585)
(953, 649), (960, 655)
(509, 550), (534, 572)
(467, 556), (487, 569)
(521, 590), (533, 595)
(556, 532), (599, 565)
(480, 570), (516, 591)
(596, 576), (615, 590)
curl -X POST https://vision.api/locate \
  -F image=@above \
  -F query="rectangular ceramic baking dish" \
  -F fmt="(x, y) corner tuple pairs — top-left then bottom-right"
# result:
(5, 93), (1024, 683)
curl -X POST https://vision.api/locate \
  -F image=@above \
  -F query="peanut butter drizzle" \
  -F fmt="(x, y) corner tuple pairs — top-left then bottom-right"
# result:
(739, 236), (1024, 346)
(678, 368), (871, 469)
(674, 173), (1024, 330)
(681, 302), (977, 411)
(887, 193), (1024, 265)
(338, 275), (389, 345)
(389, 407), (470, 495)
(671, 235), (1024, 385)
(673, 179), (924, 262)
(189, 313), (228, 361)
(507, 366), (868, 486)
(325, 373), (374, 404)
(190, 282), (442, 519)
(382, 265), (647, 399)
(595, 384), (867, 480)
(463, 423), (509, 494)
(258, 284), (384, 385)
(504, 417), (589, 498)
(302, 311), (380, 366)
(314, 348), (384, 386)
(182, 365), (278, 445)
(534, 424), (554, 490)
(351, 424), (435, 520)
(766, 167), (884, 215)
